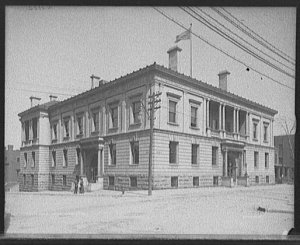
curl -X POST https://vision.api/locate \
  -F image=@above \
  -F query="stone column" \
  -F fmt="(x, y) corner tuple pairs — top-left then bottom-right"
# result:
(224, 149), (228, 177)
(206, 99), (211, 136)
(80, 150), (85, 176)
(233, 108), (236, 137)
(237, 109), (240, 140)
(203, 99), (206, 134)
(219, 103), (222, 137)
(97, 147), (102, 179)
(223, 105), (226, 138)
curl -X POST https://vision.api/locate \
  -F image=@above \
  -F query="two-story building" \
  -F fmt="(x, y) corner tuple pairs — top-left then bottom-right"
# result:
(18, 47), (277, 192)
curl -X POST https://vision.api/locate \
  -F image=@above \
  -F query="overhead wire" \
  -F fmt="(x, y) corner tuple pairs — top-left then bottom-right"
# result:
(219, 7), (295, 63)
(6, 87), (76, 96)
(194, 7), (294, 72)
(212, 7), (295, 65)
(181, 7), (294, 78)
(152, 7), (294, 91)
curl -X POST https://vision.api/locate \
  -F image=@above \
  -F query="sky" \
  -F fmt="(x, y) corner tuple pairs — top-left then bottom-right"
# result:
(5, 6), (296, 149)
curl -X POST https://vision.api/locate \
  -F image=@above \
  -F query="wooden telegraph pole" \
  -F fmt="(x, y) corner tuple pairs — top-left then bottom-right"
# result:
(148, 91), (162, 196)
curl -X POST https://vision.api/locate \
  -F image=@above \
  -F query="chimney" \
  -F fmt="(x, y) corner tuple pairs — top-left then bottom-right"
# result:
(218, 70), (230, 91)
(90, 74), (100, 89)
(99, 79), (108, 86)
(49, 95), (58, 101)
(167, 46), (182, 72)
(30, 96), (41, 107)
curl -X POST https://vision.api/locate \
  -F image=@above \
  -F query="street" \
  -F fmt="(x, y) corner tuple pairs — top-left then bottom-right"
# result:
(5, 184), (293, 236)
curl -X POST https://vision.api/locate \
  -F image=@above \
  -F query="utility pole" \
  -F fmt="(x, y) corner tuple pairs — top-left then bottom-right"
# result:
(148, 91), (162, 196)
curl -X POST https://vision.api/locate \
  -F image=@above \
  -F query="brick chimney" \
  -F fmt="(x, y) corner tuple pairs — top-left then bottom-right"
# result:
(30, 96), (41, 107)
(167, 46), (182, 72)
(218, 70), (230, 91)
(49, 95), (58, 101)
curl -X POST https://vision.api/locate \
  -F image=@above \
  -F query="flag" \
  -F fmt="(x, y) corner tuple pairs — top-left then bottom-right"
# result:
(175, 28), (191, 43)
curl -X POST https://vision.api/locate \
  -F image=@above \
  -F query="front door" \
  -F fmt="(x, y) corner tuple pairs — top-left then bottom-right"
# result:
(227, 151), (242, 180)
(88, 154), (98, 183)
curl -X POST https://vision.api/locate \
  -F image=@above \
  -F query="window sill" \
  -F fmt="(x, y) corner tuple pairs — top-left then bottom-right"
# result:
(168, 122), (179, 126)
(63, 136), (70, 141)
(191, 164), (199, 167)
(108, 127), (119, 132)
(91, 131), (99, 135)
(190, 126), (200, 130)
(108, 164), (116, 167)
(51, 139), (58, 144)
(169, 163), (178, 166)
(76, 134), (84, 139)
(263, 140), (269, 143)
(129, 163), (139, 166)
(212, 164), (218, 168)
(253, 138), (258, 142)
(129, 122), (142, 127)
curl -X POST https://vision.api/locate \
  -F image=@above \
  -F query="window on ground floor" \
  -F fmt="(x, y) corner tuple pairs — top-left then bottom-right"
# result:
(212, 147), (218, 166)
(191, 144), (199, 165)
(130, 176), (137, 187)
(63, 149), (68, 167)
(23, 174), (26, 185)
(193, 177), (199, 187)
(63, 175), (67, 186)
(31, 174), (34, 186)
(130, 141), (139, 165)
(265, 153), (269, 169)
(213, 176), (218, 186)
(109, 176), (115, 186)
(171, 176), (178, 188)
(255, 176), (259, 183)
(254, 151), (259, 168)
(266, 176), (269, 183)
(169, 141), (178, 164)
(51, 174), (55, 185)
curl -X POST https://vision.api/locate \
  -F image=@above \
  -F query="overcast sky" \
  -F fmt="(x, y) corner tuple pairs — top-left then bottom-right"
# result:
(5, 6), (296, 149)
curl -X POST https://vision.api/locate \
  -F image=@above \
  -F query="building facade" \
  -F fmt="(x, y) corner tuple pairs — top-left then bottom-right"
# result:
(274, 135), (294, 184)
(5, 145), (20, 185)
(18, 48), (277, 192)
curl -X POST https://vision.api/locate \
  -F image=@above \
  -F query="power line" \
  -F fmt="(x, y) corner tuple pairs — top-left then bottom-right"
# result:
(6, 87), (76, 96)
(181, 7), (294, 78)
(213, 7), (295, 65)
(194, 7), (294, 72)
(152, 7), (294, 91)
(220, 7), (295, 63)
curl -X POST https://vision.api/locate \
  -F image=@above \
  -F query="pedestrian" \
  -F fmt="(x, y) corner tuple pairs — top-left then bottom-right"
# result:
(74, 178), (78, 194)
(79, 177), (84, 194)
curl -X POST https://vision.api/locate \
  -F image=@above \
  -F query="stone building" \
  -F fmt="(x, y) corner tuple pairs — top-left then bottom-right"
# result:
(18, 47), (277, 192)
(5, 145), (20, 186)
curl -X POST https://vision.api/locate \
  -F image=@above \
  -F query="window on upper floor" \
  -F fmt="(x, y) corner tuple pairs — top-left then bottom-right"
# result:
(212, 146), (218, 166)
(92, 111), (99, 132)
(254, 151), (259, 168)
(25, 121), (30, 141)
(191, 144), (199, 165)
(130, 141), (139, 165)
(63, 175), (67, 186)
(191, 106), (198, 128)
(109, 143), (116, 165)
(63, 149), (68, 167)
(265, 153), (269, 169)
(279, 144), (283, 157)
(110, 106), (118, 129)
(169, 100), (177, 124)
(76, 148), (81, 166)
(131, 101), (141, 124)
(52, 150), (56, 167)
(169, 141), (178, 164)
(32, 118), (38, 139)
(31, 152), (35, 168)
(52, 123), (58, 140)
(24, 152), (27, 168)
(253, 121), (258, 140)
(263, 123), (269, 142)
(76, 115), (84, 136)
(63, 118), (70, 138)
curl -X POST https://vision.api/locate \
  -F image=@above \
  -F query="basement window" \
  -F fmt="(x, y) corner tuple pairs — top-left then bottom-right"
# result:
(193, 177), (199, 187)
(171, 176), (178, 188)
(130, 176), (137, 187)
(109, 176), (115, 187)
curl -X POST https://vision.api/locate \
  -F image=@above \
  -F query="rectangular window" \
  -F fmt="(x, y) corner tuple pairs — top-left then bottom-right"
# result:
(109, 143), (116, 165)
(32, 118), (38, 139)
(130, 141), (139, 165)
(263, 124), (268, 142)
(169, 100), (177, 123)
(213, 176), (218, 186)
(254, 151), (259, 168)
(212, 147), (218, 166)
(25, 120), (30, 141)
(76, 148), (81, 166)
(77, 115), (83, 135)
(265, 153), (269, 169)
(64, 119), (70, 138)
(111, 107), (118, 128)
(191, 144), (199, 165)
(266, 176), (269, 183)
(130, 176), (137, 187)
(63, 149), (68, 167)
(51, 174), (55, 185)
(171, 176), (178, 188)
(109, 176), (115, 186)
(132, 101), (141, 124)
(31, 152), (35, 168)
(52, 151), (56, 167)
(52, 123), (57, 140)
(191, 106), (198, 127)
(92, 111), (99, 132)
(193, 177), (199, 187)
(17, 157), (20, 163)
(255, 176), (259, 183)
(63, 175), (67, 186)
(279, 144), (283, 156)
(24, 153), (27, 167)
(23, 174), (26, 185)
(253, 122), (258, 140)
(169, 141), (178, 164)
(31, 174), (34, 186)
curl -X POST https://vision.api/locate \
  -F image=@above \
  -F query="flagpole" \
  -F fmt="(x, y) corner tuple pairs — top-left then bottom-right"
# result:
(190, 23), (192, 77)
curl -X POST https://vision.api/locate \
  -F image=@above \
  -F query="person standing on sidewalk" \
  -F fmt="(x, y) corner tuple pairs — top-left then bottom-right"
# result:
(79, 177), (84, 194)
(74, 177), (79, 194)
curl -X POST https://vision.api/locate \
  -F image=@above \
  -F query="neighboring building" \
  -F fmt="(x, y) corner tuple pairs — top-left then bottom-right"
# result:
(274, 135), (294, 183)
(18, 47), (277, 192)
(5, 145), (20, 184)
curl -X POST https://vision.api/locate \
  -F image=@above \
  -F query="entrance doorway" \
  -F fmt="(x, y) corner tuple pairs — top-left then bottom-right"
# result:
(87, 153), (98, 183)
(227, 151), (242, 180)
